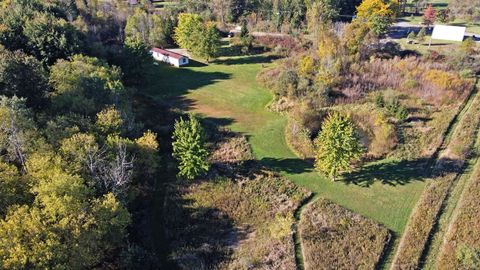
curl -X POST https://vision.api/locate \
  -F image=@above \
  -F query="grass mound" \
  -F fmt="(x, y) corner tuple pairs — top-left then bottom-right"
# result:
(299, 199), (391, 270)
(164, 171), (310, 269)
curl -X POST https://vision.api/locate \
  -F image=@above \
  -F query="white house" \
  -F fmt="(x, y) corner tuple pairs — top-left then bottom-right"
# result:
(150, 48), (189, 67)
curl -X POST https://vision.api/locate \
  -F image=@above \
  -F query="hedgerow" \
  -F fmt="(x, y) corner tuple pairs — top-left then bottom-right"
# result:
(299, 199), (391, 270)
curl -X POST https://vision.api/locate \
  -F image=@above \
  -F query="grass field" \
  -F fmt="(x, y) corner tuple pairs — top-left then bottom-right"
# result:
(145, 52), (428, 236)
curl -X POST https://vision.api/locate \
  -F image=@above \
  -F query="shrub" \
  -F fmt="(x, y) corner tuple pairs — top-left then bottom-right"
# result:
(285, 120), (315, 159)
(274, 69), (299, 98)
(300, 199), (391, 270)
(342, 57), (472, 105)
(375, 93), (385, 108)
(340, 104), (398, 159)
(209, 135), (253, 164)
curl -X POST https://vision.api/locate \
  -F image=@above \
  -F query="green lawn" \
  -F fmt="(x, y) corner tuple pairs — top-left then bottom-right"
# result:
(145, 53), (427, 234)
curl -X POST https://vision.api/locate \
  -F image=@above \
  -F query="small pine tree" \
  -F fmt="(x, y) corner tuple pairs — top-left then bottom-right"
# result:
(172, 114), (210, 180)
(314, 112), (363, 181)
(407, 31), (416, 42)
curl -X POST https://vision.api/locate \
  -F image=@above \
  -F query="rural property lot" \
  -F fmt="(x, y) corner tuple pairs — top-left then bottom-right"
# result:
(145, 51), (427, 236)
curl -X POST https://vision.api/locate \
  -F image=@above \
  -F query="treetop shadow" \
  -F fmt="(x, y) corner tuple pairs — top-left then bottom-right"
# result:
(342, 157), (462, 188)
(213, 55), (280, 66)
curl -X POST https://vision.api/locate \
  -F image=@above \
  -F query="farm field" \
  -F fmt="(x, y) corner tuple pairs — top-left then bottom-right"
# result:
(145, 53), (428, 235)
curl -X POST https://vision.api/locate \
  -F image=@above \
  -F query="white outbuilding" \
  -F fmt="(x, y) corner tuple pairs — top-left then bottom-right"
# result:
(431, 25), (466, 42)
(150, 48), (189, 67)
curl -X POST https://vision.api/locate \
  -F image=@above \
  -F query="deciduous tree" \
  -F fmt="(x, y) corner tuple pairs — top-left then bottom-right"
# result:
(49, 55), (125, 115)
(356, 0), (398, 36)
(423, 4), (436, 27)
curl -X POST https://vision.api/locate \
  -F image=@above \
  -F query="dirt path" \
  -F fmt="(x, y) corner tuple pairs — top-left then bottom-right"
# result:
(292, 194), (316, 270)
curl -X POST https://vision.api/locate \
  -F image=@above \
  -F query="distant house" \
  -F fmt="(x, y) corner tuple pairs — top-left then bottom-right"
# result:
(150, 48), (189, 67)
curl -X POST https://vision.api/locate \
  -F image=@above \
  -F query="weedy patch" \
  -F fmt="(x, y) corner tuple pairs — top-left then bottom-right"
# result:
(437, 159), (480, 269)
(299, 199), (391, 270)
(164, 170), (310, 269)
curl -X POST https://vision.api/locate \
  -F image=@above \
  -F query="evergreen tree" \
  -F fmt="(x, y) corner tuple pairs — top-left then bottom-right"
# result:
(172, 114), (209, 180)
(314, 112), (363, 181)
(417, 27), (426, 43)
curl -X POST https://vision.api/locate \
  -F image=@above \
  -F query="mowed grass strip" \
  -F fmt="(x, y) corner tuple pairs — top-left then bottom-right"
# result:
(391, 84), (480, 270)
(299, 198), (391, 270)
(146, 53), (426, 235)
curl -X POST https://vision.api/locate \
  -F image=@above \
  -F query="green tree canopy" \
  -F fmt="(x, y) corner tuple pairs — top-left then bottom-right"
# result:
(314, 112), (363, 181)
(49, 54), (124, 115)
(172, 114), (209, 180)
(0, 0), (83, 64)
(0, 47), (48, 108)
(197, 22), (221, 62)
(174, 13), (204, 52)
(174, 13), (221, 61)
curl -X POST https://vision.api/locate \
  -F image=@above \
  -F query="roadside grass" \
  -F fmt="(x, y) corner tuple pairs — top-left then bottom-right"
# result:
(145, 53), (427, 236)
(397, 37), (460, 55)
(299, 198), (391, 270)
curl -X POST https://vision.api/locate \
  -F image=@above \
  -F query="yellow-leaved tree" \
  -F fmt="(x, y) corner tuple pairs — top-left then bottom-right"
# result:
(356, 0), (399, 36)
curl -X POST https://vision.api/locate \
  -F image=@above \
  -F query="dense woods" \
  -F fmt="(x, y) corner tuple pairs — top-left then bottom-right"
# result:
(0, 0), (161, 268)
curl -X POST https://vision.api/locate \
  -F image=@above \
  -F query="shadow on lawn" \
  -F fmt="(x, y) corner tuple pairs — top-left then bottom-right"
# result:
(213, 55), (280, 66)
(259, 157), (314, 174)
(146, 64), (232, 110)
(342, 157), (461, 188)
